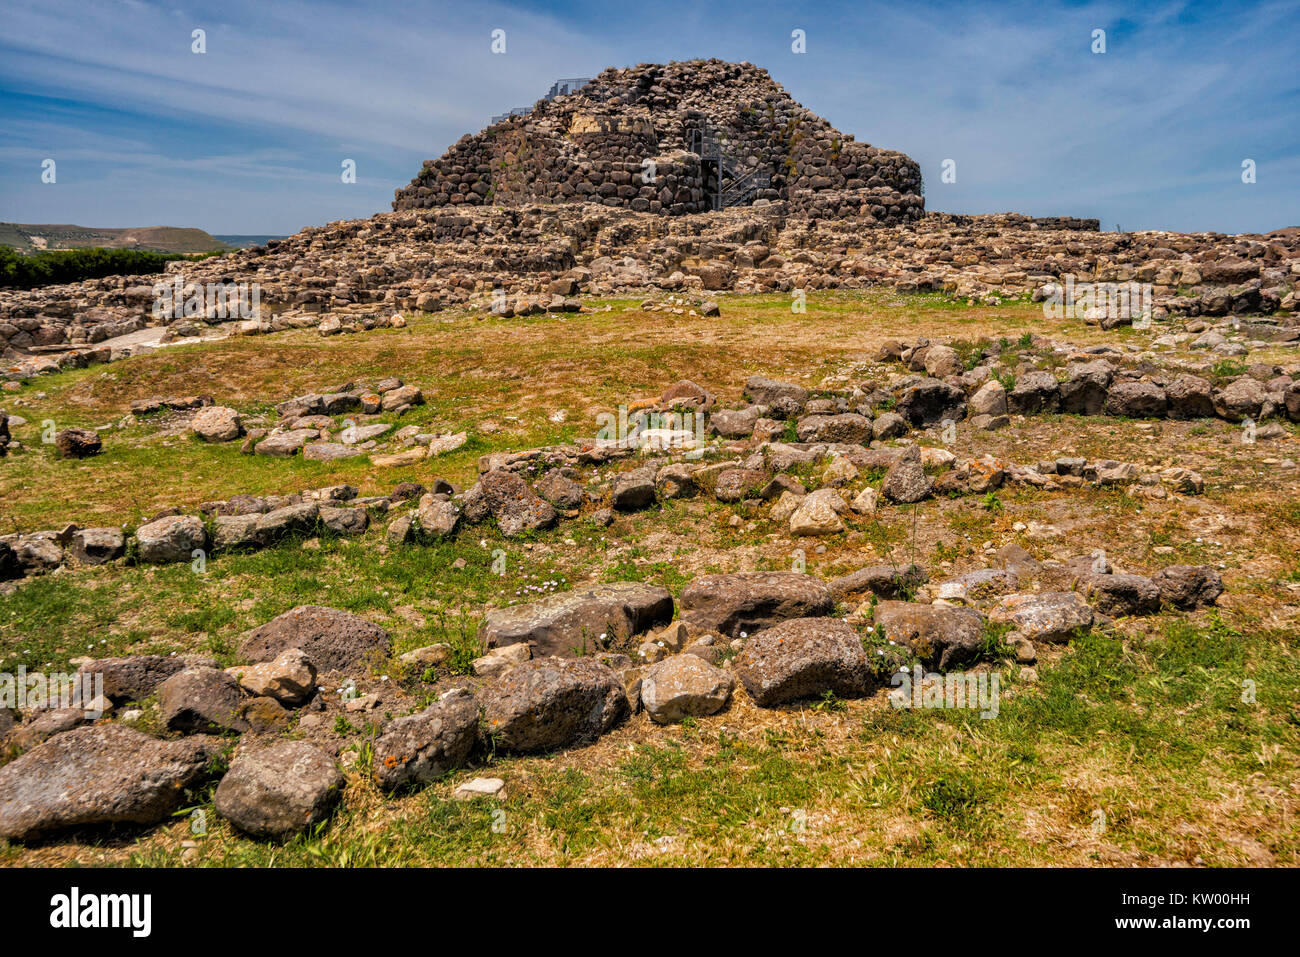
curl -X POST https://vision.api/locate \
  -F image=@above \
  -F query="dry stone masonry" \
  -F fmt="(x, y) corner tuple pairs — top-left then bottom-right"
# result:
(391, 59), (923, 222)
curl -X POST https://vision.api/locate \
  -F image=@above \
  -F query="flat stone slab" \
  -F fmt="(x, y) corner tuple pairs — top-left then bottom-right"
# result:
(338, 423), (391, 445)
(303, 442), (365, 461)
(680, 571), (834, 638)
(480, 581), (673, 658)
(454, 777), (507, 800)
(255, 429), (319, 457)
(239, 605), (391, 673)
(0, 725), (215, 841)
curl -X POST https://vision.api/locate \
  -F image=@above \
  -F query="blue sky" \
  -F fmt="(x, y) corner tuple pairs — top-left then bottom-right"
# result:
(0, 0), (1296, 235)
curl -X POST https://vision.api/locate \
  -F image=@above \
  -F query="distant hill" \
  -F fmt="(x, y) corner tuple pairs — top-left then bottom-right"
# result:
(0, 222), (232, 254)
(213, 234), (290, 249)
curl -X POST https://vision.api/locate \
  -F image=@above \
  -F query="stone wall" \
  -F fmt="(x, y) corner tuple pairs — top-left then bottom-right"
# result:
(392, 59), (924, 222)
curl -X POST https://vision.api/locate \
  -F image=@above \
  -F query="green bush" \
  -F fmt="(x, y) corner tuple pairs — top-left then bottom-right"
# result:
(0, 245), (222, 290)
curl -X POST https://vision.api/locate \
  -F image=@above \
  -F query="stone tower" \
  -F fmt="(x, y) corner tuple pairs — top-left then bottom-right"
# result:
(392, 59), (924, 224)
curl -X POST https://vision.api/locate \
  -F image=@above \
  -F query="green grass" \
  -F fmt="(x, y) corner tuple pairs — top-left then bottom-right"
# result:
(1, 603), (1289, 868)
(2, 288), (1298, 867)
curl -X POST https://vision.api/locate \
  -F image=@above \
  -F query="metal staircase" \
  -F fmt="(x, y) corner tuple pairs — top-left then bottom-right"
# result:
(688, 126), (770, 209)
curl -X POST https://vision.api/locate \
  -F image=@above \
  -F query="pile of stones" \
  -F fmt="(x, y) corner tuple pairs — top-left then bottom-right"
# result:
(0, 536), (1223, 842)
(3, 205), (1295, 372)
(3, 364), (1236, 583)
(875, 336), (1300, 427)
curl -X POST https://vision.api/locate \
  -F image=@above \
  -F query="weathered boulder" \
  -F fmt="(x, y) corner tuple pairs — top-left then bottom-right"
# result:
(660, 379), (715, 411)
(338, 422), (392, 445)
(373, 690), (479, 790)
(481, 657), (628, 753)
(535, 468), (584, 508)
(795, 413), (872, 444)
(7, 535), (62, 575)
(1285, 380), (1300, 423)
(873, 601), (986, 670)
(611, 467), (657, 511)
(214, 740), (343, 838)
(829, 563), (927, 602)
(935, 568), (1020, 601)
(54, 427), (101, 459)
(254, 428), (319, 457)
(319, 505), (369, 536)
(476, 469), (558, 536)
(923, 344), (963, 378)
(380, 384), (423, 411)
(77, 654), (186, 703)
(239, 605), (391, 673)
(1007, 371), (1060, 415)
(1165, 374), (1216, 419)
(480, 581), (673, 658)
(989, 592), (1094, 643)
(872, 410), (909, 439)
(416, 495), (460, 538)
(472, 641), (532, 679)
(969, 380), (1008, 416)
(714, 468), (768, 502)
(744, 375), (808, 408)
(709, 405), (763, 438)
(680, 571), (834, 638)
(135, 515), (207, 564)
(0, 725), (214, 841)
(1058, 360), (1114, 415)
(881, 444), (932, 503)
(896, 378), (966, 427)
(1152, 564), (1224, 610)
(69, 527), (125, 564)
(303, 442), (366, 462)
(191, 406), (244, 442)
(254, 502), (319, 543)
(158, 667), (249, 734)
(655, 463), (698, 499)
(213, 513), (262, 548)
(1213, 377), (1267, 422)
(1084, 573), (1162, 617)
(733, 617), (872, 706)
(640, 654), (734, 724)
(789, 488), (848, 535)
(1104, 380), (1167, 418)
(227, 649), (317, 705)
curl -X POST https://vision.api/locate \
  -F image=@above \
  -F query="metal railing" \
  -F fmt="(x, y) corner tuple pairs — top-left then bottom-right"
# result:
(688, 125), (769, 209)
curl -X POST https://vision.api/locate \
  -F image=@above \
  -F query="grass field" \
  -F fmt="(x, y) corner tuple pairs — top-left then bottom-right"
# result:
(2, 290), (1298, 867)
